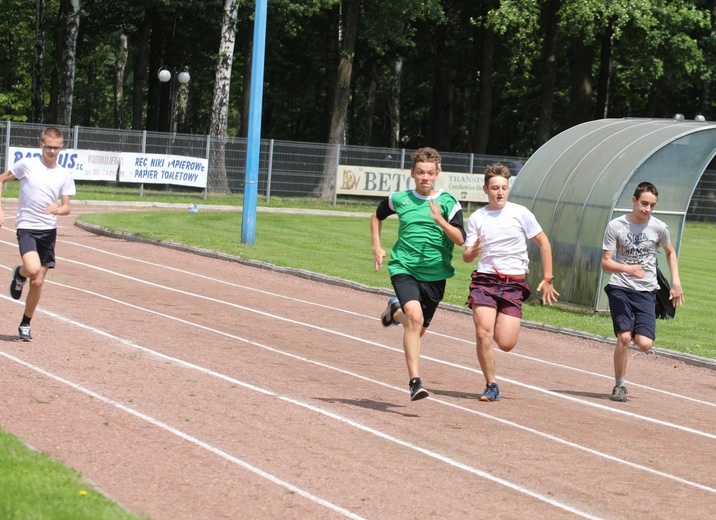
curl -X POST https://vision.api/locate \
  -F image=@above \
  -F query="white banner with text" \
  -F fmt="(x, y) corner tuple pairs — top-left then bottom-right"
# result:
(7, 147), (207, 189)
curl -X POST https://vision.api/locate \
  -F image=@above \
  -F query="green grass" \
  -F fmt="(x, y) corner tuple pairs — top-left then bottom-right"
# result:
(0, 430), (143, 519)
(76, 209), (716, 360)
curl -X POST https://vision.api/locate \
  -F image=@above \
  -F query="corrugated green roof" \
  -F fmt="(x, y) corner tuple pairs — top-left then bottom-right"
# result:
(510, 118), (716, 311)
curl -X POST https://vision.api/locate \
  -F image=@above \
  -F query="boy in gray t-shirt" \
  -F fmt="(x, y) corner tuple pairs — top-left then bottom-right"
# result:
(601, 182), (685, 402)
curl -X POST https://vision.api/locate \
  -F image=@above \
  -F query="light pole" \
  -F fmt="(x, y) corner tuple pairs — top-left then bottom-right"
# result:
(157, 67), (191, 133)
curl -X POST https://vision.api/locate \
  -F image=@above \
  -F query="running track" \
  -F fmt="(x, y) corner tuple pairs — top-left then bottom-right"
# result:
(0, 203), (714, 519)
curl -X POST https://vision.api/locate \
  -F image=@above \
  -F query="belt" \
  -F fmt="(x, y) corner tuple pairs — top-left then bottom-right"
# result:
(493, 268), (525, 282)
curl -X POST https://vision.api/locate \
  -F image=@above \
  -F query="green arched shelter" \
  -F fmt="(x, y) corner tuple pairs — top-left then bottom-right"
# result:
(510, 117), (716, 312)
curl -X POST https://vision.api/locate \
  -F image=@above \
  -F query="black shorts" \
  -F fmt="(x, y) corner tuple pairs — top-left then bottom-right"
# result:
(17, 228), (57, 268)
(390, 273), (446, 328)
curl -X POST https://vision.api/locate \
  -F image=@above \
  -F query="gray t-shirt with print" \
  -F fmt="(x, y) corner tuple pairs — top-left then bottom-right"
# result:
(602, 214), (671, 292)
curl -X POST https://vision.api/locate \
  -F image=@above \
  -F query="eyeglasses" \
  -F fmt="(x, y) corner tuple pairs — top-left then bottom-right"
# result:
(41, 144), (63, 152)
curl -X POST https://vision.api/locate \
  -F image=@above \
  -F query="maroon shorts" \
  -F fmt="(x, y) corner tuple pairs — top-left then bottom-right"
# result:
(466, 272), (531, 318)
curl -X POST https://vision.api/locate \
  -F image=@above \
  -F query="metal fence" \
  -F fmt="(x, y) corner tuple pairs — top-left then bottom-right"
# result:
(1, 121), (525, 199)
(2, 121), (714, 221)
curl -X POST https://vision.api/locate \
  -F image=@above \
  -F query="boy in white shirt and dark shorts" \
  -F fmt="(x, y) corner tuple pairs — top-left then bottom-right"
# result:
(463, 163), (559, 402)
(0, 127), (76, 341)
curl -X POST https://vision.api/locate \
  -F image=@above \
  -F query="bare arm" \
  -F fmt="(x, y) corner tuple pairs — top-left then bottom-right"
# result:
(429, 199), (465, 246)
(663, 243), (685, 307)
(601, 249), (645, 278)
(532, 231), (559, 305)
(462, 238), (481, 264)
(0, 170), (16, 229)
(371, 211), (386, 271)
(46, 194), (72, 216)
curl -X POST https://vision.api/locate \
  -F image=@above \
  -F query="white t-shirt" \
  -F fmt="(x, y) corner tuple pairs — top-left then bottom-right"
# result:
(11, 156), (76, 230)
(602, 214), (671, 292)
(465, 201), (543, 275)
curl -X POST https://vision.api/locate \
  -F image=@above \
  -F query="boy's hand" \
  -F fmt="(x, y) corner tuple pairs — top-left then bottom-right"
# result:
(537, 280), (560, 305)
(374, 247), (386, 271)
(669, 282), (685, 307)
(625, 263), (645, 279)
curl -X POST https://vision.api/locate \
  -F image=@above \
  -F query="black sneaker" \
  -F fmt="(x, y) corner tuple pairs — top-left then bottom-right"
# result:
(409, 377), (429, 401)
(9, 266), (26, 300)
(380, 297), (401, 327)
(610, 385), (628, 402)
(480, 382), (501, 402)
(18, 324), (32, 342)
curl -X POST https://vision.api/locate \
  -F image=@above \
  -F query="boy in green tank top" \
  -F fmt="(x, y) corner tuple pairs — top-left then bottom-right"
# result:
(371, 147), (466, 401)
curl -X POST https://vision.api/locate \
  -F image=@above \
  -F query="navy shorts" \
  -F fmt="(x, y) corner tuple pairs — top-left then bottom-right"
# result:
(17, 228), (57, 268)
(466, 272), (531, 318)
(390, 274), (446, 328)
(605, 284), (656, 340)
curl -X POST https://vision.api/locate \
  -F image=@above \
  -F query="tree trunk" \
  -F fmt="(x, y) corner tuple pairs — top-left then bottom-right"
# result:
(32, 0), (47, 124)
(57, 0), (80, 127)
(536, 0), (560, 148)
(134, 14), (152, 130)
(427, 20), (457, 151)
(700, 0), (716, 119)
(594, 20), (614, 119)
(473, 16), (494, 155)
(388, 56), (403, 149)
(315, 0), (361, 200)
(208, 0), (240, 194)
(567, 39), (594, 128)
(240, 15), (253, 138)
(114, 34), (128, 129)
(362, 62), (377, 146)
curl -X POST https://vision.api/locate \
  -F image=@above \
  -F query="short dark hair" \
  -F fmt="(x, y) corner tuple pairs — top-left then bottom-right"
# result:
(483, 162), (511, 186)
(633, 181), (658, 200)
(411, 147), (441, 170)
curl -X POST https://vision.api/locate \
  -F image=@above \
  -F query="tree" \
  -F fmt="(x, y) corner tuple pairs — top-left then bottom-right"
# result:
(208, 0), (241, 194)
(315, 0), (361, 199)
(56, 0), (80, 126)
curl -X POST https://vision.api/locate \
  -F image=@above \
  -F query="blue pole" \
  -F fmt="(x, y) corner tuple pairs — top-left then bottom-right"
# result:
(242, 0), (268, 245)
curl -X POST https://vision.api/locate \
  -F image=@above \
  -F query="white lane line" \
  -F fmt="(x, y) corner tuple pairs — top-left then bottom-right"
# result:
(0, 351), (365, 520)
(28, 252), (716, 441)
(0, 327), (603, 519)
(4, 234), (714, 410)
(58, 239), (716, 409)
(7, 285), (716, 497)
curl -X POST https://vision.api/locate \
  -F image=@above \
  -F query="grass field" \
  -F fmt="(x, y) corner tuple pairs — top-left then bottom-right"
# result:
(75, 207), (716, 360)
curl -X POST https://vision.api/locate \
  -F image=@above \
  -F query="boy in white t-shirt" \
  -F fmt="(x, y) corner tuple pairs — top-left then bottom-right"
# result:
(0, 127), (76, 341)
(463, 163), (559, 402)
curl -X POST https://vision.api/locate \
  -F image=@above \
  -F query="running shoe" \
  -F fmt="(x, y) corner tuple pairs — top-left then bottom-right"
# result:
(610, 385), (628, 402)
(10, 266), (26, 300)
(380, 297), (401, 327)
(409, 377), (429, 401)
(480, 382), (500, 402)
(18, 324), (32, 342)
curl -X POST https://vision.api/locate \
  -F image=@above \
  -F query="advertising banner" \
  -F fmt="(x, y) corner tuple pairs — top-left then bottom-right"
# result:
(336, 165), (500, 203)
(7, 147), (207, 189)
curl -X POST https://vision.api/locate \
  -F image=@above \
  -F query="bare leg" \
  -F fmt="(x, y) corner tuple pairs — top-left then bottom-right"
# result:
(397, 300), (426, 379)
(613, 331), (632, 380)
(473, 306), (497, 384)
